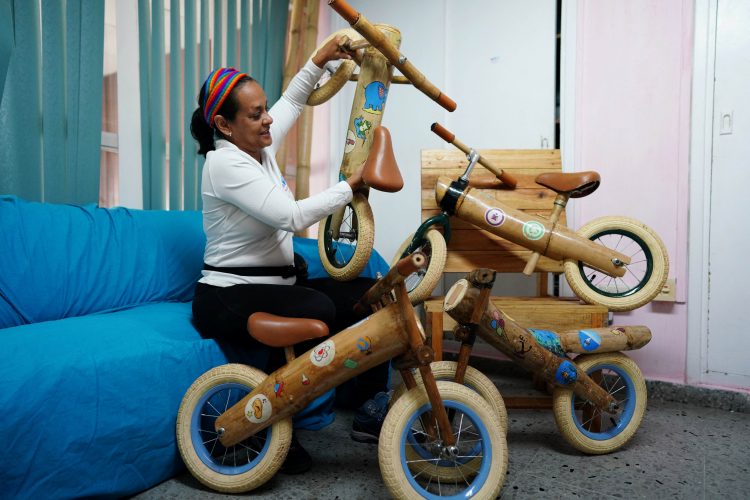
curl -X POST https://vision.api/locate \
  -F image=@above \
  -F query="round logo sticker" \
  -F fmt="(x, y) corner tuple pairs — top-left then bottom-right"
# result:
(245, 394), (272, 423)
(522, 220), (545, 241)
(344, 130), (356, 153)
(310, 339), (336, 367)
(484, 208), (506, 227)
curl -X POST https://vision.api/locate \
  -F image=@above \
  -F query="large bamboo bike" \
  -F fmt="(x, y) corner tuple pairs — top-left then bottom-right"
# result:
(305, 0), (457, 281)
(395, 268), (651, 455)
(176, 254), (508, 498)
(396, 123), (669, 311)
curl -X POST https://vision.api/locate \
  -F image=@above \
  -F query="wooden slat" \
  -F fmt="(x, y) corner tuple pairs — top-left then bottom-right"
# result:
(424, 296), (608, 333)
(421, 149), (562, 171)
(444, 250), (564, 273)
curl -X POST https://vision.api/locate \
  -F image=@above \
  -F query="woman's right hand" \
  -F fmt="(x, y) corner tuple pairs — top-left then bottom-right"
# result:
(312, 35), (355, 68)
(346, 164), (366, 192)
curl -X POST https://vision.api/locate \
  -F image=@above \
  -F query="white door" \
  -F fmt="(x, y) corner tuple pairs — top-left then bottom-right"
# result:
(706, 0), (750, 382)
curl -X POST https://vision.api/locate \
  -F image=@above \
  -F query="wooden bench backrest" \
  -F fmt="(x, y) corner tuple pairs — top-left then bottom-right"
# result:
(421, 149), (565, 274)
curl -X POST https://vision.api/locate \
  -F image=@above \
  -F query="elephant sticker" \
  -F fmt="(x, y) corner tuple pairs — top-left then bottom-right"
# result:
(363, 81), (388, 114)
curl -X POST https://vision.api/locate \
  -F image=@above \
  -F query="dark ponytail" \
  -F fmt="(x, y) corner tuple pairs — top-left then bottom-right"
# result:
(190, 74), (256, 157)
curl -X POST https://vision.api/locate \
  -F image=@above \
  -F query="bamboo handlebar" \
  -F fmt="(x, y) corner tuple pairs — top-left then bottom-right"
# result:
(431, 122), (518, 188)
(355, 252), (426, 313)
(328, 0), (456, 112)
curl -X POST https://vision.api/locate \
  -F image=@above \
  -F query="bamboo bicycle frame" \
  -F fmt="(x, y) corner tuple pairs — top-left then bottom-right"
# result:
(444, 269), (652, 413)
(321, 0), (456, 251)
(435, 177), (630, 277)
(214, 253), (458, 448)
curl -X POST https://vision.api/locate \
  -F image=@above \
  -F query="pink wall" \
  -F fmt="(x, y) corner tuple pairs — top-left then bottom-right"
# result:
(573, 1), (693, 383)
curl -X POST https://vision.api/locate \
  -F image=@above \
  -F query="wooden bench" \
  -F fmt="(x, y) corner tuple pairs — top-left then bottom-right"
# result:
(420, 148), (609, 360)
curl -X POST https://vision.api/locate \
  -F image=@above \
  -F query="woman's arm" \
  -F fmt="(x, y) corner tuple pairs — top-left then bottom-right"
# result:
(268, 35), (354, 153)
(209, 154), (353, 233)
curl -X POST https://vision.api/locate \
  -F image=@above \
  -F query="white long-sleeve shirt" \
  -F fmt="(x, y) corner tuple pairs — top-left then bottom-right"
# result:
(199, 60), (352, 286)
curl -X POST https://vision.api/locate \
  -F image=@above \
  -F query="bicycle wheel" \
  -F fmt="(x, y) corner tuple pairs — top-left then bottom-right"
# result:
(176, 364), (292, 493)
(564, 216), (669, 311)
(317, 192), (374, 281)
(552, 352), (647, 454)
(379, 381), (507, 499)
(391, 229), (447, 304)
(306, 29), (363, 106)
(391, 362), (507, 482)
(391, 361), (507, 433)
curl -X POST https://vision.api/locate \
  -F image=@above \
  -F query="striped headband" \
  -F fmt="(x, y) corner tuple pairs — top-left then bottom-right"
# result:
(202, 67), (248, 127)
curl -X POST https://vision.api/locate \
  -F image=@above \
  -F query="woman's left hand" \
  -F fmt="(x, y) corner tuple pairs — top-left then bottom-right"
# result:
(312, 35), (355, 68)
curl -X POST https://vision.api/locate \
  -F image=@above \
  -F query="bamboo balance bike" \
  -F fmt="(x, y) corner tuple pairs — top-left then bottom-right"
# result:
(397, 268), (651, 455)
(396, 122), (669, 311)
(305, 0), (457, 281)
(175, 254), (508, 498)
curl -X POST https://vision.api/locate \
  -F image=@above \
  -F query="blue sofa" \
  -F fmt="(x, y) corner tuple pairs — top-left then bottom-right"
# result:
(0, 196), (388, 499)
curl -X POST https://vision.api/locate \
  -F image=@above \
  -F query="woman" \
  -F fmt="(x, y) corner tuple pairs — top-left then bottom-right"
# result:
(190, 37), (388, 474)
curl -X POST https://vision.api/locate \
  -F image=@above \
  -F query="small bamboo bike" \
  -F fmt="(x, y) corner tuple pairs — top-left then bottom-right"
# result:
(305, 0), (457, 281)
(176, 254), (508, 498)
(396, 268), (651, 455)
(396, 122), (669, 311)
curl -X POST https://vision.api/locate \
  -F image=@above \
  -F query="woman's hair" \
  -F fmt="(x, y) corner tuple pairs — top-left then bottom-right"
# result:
(190, 70), (255, 157)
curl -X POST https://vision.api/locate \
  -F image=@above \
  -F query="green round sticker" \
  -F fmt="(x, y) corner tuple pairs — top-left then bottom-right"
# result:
(522, 221), (545, 241)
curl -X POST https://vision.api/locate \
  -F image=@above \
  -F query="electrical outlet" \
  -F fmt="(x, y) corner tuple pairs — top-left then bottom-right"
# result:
(653, 278), (676, 302)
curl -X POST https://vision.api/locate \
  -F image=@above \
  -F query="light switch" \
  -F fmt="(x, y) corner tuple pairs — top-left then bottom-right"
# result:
(719, 111), (733, 135)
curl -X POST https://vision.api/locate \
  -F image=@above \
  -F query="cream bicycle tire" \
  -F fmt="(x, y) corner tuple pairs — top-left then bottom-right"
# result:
(379, 381), (507, 499)
(317, 192), (374, 281)
(564, 216), (669, 311)
(391, 361), (507, 482)
(391, 229), (447, 305)
(176, 364), (292, 493)
(552, 353), (647, 454)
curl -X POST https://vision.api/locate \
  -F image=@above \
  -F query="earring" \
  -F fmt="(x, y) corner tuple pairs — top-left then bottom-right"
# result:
(228, 131), (232, 137)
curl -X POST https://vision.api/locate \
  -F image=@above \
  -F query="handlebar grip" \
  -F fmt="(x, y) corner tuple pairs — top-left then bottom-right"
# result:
(328, 0), (359, 24)
(436, 94), (457, 113)
(431, 122), (455, 143)
(497, 170), (518, 189)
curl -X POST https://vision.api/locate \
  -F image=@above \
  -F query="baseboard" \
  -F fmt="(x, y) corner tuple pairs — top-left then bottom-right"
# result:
(440, 354), (750, 413)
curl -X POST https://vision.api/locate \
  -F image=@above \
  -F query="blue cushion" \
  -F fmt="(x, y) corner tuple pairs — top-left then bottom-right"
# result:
(0, 196), (205, 329)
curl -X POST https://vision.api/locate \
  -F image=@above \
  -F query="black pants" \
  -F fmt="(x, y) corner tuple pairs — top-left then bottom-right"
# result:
(192, 276), (389, 407)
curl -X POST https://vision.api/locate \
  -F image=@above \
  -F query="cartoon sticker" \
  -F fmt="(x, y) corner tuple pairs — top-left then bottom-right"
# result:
(344, 358), (358, 369)
(530, 329), (565, 358)
(354, 116), (372, 140)
(310, 339), (336, 367)
(274, 381), (284, 398)
(555, 360), (578, 385)
(245, 394), (272, 423)
(344, 130), (356, 153)
(357, 336), (373, 354)
(611, 327), (626, 336)
(522, 220), (545, 241)
(513, 334), (534, 359)
(579, 330), (602, 352)
(485, 208), (506, 227)
(362, 81), (388, 114)
(301, 374), (310, 385)
(489, 310), (505, 337)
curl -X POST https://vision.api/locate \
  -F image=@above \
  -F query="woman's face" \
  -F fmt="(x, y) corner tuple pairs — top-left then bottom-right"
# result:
(223, 81), (273, 162)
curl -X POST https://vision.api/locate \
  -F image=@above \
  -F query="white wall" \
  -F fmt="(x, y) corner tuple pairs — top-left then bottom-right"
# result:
(324, 0), (557, 264)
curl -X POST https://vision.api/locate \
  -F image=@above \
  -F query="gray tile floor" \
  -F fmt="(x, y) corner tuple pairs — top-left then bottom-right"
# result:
(135, 370), (750, 499)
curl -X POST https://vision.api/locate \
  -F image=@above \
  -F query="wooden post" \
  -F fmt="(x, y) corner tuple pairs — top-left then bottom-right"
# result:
(275, 0), (304, 175)
(293, 0), (320, 230)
